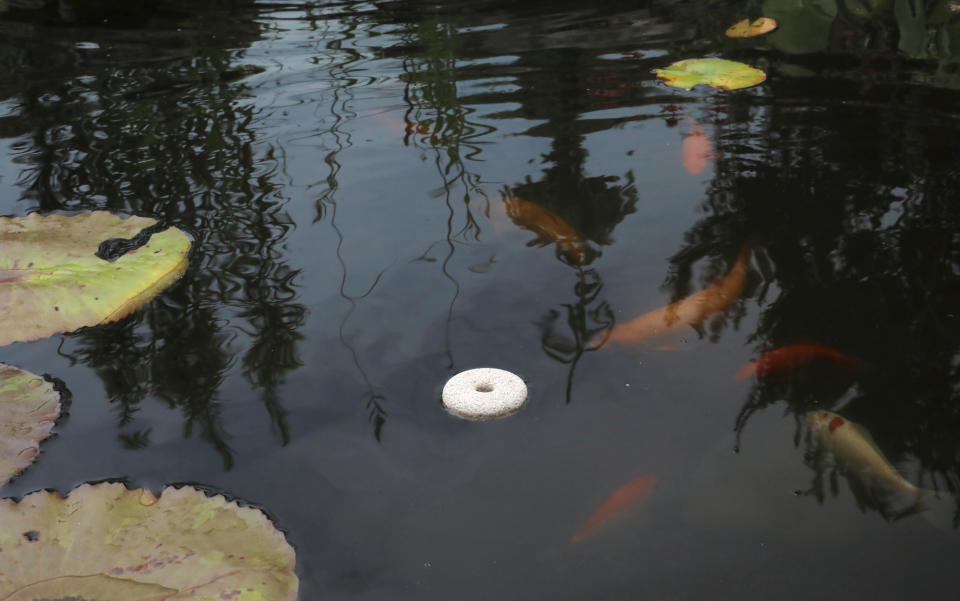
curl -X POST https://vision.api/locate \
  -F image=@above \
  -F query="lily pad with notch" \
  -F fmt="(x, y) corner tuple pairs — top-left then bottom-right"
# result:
(0, 212), (190, 346)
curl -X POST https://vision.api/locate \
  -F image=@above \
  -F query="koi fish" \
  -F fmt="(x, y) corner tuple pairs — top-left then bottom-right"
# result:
(806, 411), (921, 506)
(502, 196), (585, 265)
(682, 119), (712, 175)
(599, 247), (751, 346)
(736, 343), (865, 380)
(809, 411), (959, 528)
(570, 474), (657, 543)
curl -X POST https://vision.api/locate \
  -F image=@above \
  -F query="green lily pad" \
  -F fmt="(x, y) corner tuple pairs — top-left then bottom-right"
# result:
(0, 212), (190, 346)
(654, 58), (767, 90)
(0, 363), (60, 487)
(0, 482), (298, 601)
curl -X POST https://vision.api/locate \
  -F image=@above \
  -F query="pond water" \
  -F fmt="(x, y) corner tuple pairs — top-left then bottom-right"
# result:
(1, 0), (959, 598)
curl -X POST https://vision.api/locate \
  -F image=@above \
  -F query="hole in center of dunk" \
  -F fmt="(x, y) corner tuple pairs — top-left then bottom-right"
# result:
(475, 383), (493, 392)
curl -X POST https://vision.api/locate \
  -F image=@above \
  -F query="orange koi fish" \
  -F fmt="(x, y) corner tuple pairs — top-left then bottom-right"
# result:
(736, 343), (865, 380)
(682, 119), (712, 175)
(570, 474), (657, 543)
(503, 196), (585, 265)
(600, 247), (751, 346)
(371, 112), (437, 138)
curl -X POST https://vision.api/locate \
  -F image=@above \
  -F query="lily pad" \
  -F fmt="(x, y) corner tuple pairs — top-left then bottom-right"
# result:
(0, 212), (190, 346)
(725, 17), (778, 37)
(0, 482), (298, 601)
(0, 363), (60, 486)
(654, 58), (767, 90)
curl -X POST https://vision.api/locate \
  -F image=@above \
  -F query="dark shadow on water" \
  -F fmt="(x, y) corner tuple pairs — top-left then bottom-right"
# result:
(3, 3), (305, 467)
(666, 71), (960, 523)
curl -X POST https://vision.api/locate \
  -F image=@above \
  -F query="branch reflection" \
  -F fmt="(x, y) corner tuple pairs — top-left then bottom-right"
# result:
(4, 4), (304, 467)
(670, 72), (960, 523)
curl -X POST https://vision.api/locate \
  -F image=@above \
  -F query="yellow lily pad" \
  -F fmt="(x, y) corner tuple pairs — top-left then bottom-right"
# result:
(726, 17), (778, 37)
(0, 482), (298, 600)
(0, 212), (190, 346)
(654, 58), (767, 90)
(0, 363), (60, 486)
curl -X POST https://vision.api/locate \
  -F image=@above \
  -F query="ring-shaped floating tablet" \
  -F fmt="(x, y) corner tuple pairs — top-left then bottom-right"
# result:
(442, 368), (527, 420)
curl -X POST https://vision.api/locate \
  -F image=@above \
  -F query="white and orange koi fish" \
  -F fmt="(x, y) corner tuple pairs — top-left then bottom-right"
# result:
(807, 411), (919, 498)
(806, 410), (957, 527)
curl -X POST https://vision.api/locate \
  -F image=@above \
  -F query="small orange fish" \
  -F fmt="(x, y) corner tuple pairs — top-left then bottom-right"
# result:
(570, 474), (657, 543)
(735, 343), (866, 380)
(503, 196), (585, 265)
(599, 246), (751, 346)
(682, 120), (712, 175)
(371, 112), (437, 138)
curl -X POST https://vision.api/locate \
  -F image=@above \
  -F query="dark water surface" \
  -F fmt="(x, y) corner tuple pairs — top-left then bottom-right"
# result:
(1, 0), (959, 598)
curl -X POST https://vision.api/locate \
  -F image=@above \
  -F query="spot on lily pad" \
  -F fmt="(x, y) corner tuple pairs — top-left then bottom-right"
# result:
(0, 212), (191, 347)
(0, 482), (298, 601)
(0, 363), (60, 487)
(654, 58), (767, 90)
(726, 17), (778, 37)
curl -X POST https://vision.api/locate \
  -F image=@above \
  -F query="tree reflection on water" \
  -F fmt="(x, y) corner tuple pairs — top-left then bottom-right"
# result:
(0, 0), (957, 525)
(669, 74), (960, 520)
(1, 4), (304, 467)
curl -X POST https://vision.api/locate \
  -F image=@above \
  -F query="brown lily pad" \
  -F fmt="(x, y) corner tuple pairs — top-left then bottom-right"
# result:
(725, 17), (778, 38)
(0, 482), (298, 600)
(0, 212), (190, 347)
(0, 363), (60, 487)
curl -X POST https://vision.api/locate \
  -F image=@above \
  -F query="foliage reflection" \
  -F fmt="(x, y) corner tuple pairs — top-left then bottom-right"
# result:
(1, 4), (303, 467)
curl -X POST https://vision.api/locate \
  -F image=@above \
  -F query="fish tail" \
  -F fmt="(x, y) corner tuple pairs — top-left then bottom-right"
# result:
(917, 489), (960, 532)
(734, 361), (758, 380)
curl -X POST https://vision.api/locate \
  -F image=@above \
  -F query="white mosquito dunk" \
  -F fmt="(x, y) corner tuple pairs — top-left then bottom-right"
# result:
(442, 368), (527, 420)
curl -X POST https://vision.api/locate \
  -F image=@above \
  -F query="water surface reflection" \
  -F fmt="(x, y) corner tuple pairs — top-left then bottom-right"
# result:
(1, 0), (959, 598)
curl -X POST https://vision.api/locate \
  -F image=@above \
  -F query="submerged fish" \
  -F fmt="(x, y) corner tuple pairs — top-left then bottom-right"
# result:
(600, 247), (751, 346)
(807, 411), (918, 498)
(502, 196), (585, 265)
(570, 474), (657, 543)
(808, 411), (958, 527)
(682, 120), (712, 175)
(736, 343), (865, 380)
(371, 111), (437, 138)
